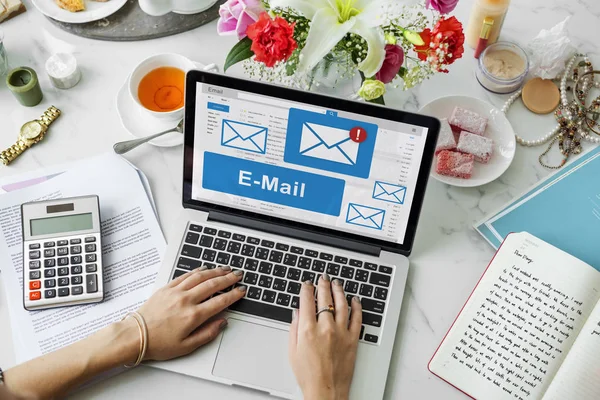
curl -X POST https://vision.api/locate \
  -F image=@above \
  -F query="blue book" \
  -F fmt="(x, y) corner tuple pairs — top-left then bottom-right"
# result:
(475, 147), (600, 271)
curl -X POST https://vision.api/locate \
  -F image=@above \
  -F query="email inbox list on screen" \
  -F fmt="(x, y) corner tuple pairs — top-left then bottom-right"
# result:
(192, 83), (428, 245)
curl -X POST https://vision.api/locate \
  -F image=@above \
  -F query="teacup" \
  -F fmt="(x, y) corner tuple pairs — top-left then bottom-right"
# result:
(129, 53), (216, 121)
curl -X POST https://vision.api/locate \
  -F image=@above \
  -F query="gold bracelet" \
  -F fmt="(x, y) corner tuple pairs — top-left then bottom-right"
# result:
(121, 311), (148, 368)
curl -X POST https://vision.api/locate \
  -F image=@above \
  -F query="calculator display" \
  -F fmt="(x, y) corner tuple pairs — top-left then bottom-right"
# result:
(30, 213), (93, 236)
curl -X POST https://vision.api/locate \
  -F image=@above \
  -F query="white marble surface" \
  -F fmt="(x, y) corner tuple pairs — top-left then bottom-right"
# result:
(1, 0), (599, 399)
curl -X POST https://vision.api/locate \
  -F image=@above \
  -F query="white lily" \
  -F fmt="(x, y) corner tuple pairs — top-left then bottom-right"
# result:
(269, 0), (388, 77)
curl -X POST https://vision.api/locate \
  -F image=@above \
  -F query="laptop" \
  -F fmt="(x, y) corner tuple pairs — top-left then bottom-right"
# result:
(151, 71), (440, 399)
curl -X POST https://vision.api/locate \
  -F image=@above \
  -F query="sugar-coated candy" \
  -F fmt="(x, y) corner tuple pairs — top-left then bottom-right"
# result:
(457, 131), (494, 163)
(435, 119), (457, 154)
(449, 107), (488, 136)
(436, 150), (475, 179)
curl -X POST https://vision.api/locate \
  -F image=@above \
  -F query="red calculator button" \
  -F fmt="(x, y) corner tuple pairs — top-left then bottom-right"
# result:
(30, 281), (41, 290)
(30, 291), (41, 301)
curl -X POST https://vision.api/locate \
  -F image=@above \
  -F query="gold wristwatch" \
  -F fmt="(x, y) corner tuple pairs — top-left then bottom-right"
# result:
(0, 106), (61, 166)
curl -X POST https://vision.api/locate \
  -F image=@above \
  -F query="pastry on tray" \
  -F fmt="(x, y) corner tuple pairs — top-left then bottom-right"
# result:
(56, 0), (85, 12)
(456, 131), (494, 163)
(435, 118), (457, 154)
(449, 106), (488, 136)
(0, 0), (26, 23)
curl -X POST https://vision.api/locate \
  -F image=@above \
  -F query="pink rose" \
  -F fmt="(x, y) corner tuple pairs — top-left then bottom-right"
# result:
(376, 45), (404, 84)
(217, 0), (264, 40)
(425, 0), (459, 14)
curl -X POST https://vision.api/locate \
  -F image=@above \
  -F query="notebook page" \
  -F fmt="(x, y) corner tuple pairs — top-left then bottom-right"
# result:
(542, 299), (600, 400)
(429, 232), (600, 400)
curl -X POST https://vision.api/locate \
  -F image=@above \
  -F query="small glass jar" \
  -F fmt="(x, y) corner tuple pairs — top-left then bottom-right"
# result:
(476, 42), (529, 94)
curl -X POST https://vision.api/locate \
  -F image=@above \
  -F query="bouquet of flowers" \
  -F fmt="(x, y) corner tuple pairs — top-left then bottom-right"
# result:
(218, 0), (464, 104)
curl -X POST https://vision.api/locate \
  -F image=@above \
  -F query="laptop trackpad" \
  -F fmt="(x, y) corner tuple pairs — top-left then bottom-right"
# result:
(212, 318), (296, 395)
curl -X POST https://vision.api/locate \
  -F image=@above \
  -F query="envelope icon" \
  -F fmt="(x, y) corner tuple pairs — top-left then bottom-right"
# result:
(221, 120), (268, 154)
(372, 181), (407, 204)
(299, 123), (358, 165)
(346, 203), (385, 230)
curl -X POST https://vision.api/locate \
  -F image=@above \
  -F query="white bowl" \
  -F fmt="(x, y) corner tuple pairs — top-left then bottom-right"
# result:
(419, 96), (516, 188)
(128, 53), (196, 122)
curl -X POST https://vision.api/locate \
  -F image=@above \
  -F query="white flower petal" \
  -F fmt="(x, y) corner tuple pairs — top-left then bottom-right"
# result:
(268, 0), (329, 19)
(354, 0), (393, 27)
(297, 7), (356, 74)
(350, 21), (386, 77)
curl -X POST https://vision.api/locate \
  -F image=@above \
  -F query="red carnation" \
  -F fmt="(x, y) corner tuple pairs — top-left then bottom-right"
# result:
(414, 16), (464, 73)
(246, 12), (297, 68)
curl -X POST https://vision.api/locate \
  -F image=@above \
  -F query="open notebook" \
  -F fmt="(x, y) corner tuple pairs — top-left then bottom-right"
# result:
(429, 232), (600, 400)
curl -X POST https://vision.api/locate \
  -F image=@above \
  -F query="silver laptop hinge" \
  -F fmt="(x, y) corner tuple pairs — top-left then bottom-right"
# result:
(208, 211), (381, 257)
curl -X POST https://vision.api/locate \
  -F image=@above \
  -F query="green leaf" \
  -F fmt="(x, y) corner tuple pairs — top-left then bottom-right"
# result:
(224, 37), (254, 72)
(367, 95), (386, 105)
(398, 67), (408, 78)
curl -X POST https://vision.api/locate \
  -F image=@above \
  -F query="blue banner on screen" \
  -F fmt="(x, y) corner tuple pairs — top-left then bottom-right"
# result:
(284, 108), (378, 179)
(208, 102), (230, 112)
(203, 152), (346, 216)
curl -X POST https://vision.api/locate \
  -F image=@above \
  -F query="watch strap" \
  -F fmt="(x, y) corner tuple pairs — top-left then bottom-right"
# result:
(39, 105), (61, 128)
(0, 140), (28, 166)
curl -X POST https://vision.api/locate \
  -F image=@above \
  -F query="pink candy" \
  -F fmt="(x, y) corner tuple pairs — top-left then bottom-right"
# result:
(449, 107), (488, 136)
(435, 119), (457, 154)
(457, 131), (494, 163)
(436, 150), (474, 179)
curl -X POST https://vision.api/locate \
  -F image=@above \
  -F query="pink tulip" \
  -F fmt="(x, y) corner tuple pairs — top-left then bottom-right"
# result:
(217, 0), (264, 40)
(376, 45), (404, 84)
(425, 0), (459, 14)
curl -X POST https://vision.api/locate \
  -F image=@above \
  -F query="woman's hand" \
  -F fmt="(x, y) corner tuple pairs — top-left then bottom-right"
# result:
(137, 265), (245, 361)
(288, 274), (362, 400)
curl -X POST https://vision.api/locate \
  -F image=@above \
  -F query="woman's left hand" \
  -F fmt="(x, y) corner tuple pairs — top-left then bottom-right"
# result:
(137, 266), (245, 361)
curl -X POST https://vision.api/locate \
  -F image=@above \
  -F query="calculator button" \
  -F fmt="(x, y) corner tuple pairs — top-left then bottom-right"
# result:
(72, 286), (84, 295)
(44, 269), (56, 278)
(29, 271), (41, 280)
(44, 279), (56, 288)
(29, 251), (41, 259)
(44, 289), (56, 298)
(29, 261), (41, 269)
(57, 240), (69, 246)
(58, 288), (70, 297)
(70, 238), (81, 244)
(57, 247), (69, 256)
(85, 264), (97, 273)
(84, 236), (96, 243)
(44, 249), (55, 257)
(29, 281), (41, 290)
(58, 277), (69, 286)
(44, 259), (56, 268)
(72, 276), (83, 285)
(29, 243), (40, 250)
(85, 254), (97, 263)
(71, 256), (82, 264)
(86, 274), (98, 293)
(44, 241), (55, 248)
(58, 267), (69, 276)
(71, 266), (83, 274)
(85, 244), (96, 253)
(30, 291), (41, 301)
(58, 257), (69, 266)
(71, 246), (82, 255)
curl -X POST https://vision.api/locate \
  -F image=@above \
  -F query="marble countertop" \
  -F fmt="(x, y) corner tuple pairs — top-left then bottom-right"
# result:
(1, 0), (599, 399)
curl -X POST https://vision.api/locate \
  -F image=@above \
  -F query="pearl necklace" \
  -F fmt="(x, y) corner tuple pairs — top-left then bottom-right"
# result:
(502, 54), (600, 149)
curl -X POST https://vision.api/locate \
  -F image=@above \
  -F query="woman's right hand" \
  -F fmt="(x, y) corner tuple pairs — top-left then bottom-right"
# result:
(288, 274), (362, 400)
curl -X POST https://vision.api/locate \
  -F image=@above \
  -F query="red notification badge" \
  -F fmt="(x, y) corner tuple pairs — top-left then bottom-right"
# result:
(349, 127), (367, 143)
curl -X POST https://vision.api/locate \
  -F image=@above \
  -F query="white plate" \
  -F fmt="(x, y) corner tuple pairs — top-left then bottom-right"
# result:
(420, 96), (516, 188)
(31, 0), (127, 24)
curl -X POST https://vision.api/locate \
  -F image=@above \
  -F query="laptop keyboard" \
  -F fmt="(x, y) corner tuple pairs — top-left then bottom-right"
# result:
(170, 223), (393, 345)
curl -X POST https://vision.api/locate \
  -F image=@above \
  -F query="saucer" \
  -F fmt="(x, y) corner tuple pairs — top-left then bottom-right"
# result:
(116, 62), (217, 148)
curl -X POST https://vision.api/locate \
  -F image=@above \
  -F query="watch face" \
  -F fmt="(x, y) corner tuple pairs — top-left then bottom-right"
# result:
(20, 121), (44, 140)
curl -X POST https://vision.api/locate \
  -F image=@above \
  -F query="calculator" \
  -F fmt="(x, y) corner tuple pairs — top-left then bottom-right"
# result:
(21, 195), (104, 311)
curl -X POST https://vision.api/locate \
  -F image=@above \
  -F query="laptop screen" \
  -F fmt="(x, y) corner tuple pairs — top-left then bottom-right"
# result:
(189, 81), (432, 247)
